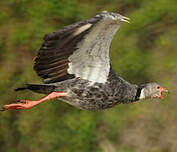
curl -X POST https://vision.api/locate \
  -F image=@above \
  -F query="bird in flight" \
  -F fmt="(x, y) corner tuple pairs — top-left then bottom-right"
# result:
(2, 11), (168, 111)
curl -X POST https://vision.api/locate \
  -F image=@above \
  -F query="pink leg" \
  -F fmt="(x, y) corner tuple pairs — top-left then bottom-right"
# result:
(2, 92), (67, 111)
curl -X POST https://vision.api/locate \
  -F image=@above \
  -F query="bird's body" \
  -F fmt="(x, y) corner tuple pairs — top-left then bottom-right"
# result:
(2, 11), (168, 111)
(26, 68), (139, 110)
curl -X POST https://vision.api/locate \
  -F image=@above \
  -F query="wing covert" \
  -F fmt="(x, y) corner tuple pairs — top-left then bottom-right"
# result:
(34, 11), (129, 84)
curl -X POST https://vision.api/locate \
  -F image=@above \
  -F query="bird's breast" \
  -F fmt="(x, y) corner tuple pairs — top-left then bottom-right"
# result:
(58, 80), (120, 111)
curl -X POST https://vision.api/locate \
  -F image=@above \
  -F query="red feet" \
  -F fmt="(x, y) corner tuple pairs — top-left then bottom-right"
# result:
(2, 92), (67, 111)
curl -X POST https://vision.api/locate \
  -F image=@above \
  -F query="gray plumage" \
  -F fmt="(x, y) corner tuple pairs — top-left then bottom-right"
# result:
(15, 11), (168, 111)
(18, 68), (139, 110)
(34, 11), (128, 84)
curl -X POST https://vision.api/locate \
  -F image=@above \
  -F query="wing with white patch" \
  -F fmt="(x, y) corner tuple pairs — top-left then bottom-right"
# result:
(34, 11), (129, 84)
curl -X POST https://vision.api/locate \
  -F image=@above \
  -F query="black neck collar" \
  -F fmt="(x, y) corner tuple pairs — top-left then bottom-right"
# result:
(135, 87), (142, 100)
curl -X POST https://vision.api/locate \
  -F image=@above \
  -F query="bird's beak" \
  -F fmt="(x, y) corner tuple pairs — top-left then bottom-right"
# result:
(159, 87), (168, 99)
(162, 88), (168, 93)
(120, 16), (130, 23)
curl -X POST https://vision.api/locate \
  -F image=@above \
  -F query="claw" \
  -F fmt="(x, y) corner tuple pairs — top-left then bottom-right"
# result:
(0, 107), (5, 111)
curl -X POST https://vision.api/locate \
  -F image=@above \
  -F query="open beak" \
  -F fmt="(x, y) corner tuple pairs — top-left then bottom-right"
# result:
(162, 88), (168, 93)
(160, 87), (169, 99)
(120, 16), (130, 23)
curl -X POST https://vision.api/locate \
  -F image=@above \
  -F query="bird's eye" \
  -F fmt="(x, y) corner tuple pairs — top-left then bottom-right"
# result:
(157, 86), (161, 89)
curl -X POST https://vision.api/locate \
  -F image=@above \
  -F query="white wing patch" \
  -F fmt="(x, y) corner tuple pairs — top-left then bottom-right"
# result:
(73, 23), (92, 36)
(139, 88), (145, 99)
(68, 17), (121, 83)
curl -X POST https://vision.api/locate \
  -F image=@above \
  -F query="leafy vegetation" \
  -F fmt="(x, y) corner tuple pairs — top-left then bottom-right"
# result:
(0, 0), (177, 151)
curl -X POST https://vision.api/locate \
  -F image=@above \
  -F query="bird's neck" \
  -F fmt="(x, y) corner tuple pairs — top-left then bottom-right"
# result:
(135, 87), (143, 100)
(108, 68), (141, 104)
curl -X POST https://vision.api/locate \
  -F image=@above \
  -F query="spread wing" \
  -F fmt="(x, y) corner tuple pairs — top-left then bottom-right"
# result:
(34, 11), (129, 84)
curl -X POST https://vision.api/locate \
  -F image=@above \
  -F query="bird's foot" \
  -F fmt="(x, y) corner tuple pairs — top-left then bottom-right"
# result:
(1, 92), (67, 111)
(2, 100), (39, 110)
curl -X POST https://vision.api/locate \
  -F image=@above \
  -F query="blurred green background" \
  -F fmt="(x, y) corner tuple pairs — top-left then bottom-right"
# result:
(0, 0), (177, 152)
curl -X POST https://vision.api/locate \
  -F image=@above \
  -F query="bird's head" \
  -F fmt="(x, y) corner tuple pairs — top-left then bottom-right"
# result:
(139, 83), (168, 100)
(98, 11), (130, 23)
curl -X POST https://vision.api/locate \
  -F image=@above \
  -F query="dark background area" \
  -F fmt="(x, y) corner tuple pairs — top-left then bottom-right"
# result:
(0, 0), (177, 151)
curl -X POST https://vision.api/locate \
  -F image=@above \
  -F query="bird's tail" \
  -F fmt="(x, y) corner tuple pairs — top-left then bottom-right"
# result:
(15, 84), (56, 94)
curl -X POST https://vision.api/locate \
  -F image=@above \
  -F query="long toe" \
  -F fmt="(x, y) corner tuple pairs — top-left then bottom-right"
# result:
(3, 101), (35, 110)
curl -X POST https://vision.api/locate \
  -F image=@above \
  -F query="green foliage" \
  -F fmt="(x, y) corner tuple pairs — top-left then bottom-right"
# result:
(0, 0), (177, 152)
